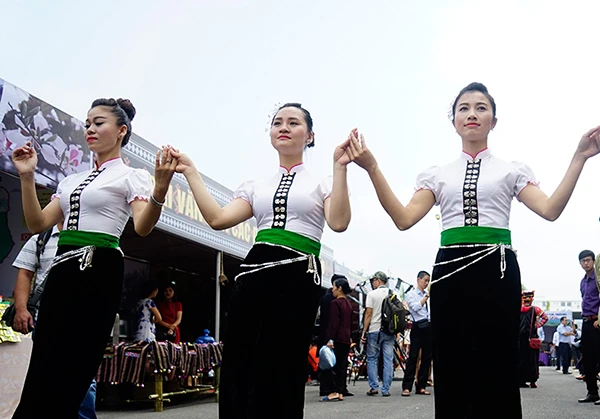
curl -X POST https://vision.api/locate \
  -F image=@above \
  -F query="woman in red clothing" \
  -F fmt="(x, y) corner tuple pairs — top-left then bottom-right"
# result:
(155, 285), (183, 343)
(320, 276), (353, 402)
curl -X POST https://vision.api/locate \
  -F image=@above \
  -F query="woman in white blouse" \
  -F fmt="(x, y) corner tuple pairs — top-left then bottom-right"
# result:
(10, 98), (177, 418)
(346, 83), (600, 419)
(168, 103), (352, 419)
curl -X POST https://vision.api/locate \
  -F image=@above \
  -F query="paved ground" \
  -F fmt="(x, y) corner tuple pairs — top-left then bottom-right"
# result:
(97, 367), (600, 418)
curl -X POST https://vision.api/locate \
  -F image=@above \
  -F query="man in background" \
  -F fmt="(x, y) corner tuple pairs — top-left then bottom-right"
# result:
(361, 271), (394, 397)
(577, 250), (600, 404)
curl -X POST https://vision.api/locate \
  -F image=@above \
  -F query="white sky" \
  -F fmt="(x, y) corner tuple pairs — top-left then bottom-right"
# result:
(2, 0), (600, 300)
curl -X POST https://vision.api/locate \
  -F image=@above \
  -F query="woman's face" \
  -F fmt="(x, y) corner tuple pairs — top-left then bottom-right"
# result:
(84, 106), (126, 156)
(453, 91), (497, 142)
(332, 284), (341, 297)
(164, 287), (175, 299)
(270, 107), (313, 156)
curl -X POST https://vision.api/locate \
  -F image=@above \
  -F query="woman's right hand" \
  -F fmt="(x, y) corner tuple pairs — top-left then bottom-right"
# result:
(13, 307), (34, 334)
(11, 142), (38, 176)
(168, 148), (197, 176)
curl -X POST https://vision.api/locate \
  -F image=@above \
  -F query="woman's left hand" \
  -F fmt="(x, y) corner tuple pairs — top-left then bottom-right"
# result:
(153, 146), (178, 198)
(575, 125), (600, 159)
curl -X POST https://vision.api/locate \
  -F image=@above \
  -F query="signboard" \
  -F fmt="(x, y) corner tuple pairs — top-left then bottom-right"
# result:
(121, 135), (258, 259)
(0, 78), (92, 187)
(544, 311), (572, 327)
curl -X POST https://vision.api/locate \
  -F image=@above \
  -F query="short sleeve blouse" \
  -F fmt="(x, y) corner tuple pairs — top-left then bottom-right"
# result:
(415, 149), (538, 231)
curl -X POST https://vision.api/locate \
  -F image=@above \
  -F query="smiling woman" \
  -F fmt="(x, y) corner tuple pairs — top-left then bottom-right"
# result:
(9, 98), (178, 418)
(344, 82), (600, 419)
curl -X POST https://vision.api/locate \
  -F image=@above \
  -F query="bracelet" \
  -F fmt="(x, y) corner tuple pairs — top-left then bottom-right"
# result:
(150, 194), (165, 207)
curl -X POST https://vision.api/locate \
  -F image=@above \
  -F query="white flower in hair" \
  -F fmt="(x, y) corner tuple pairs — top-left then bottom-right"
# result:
(265, 102), (283, 132)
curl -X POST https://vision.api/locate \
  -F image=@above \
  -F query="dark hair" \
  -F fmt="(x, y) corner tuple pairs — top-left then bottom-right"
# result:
(451, 82), (496, 122)
(331, 273), (346, 282)
(578, 250), (595, 261)
(161, 284), (178, 303)
(333, 277), (351, 295)
(417, 270), (430, 279)
(560, 316), (567, 322)
(271, 103), (315, 148)
(90, 98), (136, 147)
(139, 280), (158, 299)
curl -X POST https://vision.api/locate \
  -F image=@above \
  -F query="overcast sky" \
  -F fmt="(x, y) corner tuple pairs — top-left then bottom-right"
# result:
(3, 0), (599, 300)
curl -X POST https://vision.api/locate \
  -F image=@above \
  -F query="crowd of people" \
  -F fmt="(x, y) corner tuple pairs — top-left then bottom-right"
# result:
(4, 81), (600, 419)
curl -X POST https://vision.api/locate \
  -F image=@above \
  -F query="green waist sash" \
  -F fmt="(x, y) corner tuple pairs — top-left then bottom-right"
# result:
(255, 229), (321, 257)
(440, 226), (511, 246)
(58, 230), (120, 249)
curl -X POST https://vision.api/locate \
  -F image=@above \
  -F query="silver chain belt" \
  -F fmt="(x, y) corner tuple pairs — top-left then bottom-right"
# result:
(51, 245), (97, 271)
(51, 246), (123, 271)
(235, 242), (321, 286)
(431, 243), (511, 284)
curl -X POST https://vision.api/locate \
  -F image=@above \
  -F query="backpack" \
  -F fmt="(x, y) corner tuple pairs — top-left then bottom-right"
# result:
(380, 289), (408, 335)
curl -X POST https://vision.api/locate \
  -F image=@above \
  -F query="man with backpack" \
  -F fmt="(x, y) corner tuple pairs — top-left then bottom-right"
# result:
(401, 271), (432, 396)
(10, 223), (98, 419)
(11, 226), (58, 334)
(361, 271), (395, 397)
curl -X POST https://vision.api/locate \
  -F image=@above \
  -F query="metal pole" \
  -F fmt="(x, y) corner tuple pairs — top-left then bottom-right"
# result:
(215, 251), (222, 342)
(360, 292), (364, 330)
(112, 313), (120, 346)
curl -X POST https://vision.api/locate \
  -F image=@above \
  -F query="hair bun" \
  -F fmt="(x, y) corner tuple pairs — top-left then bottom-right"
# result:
(117, 98), (136, 121)
(466, 82), (488, 94)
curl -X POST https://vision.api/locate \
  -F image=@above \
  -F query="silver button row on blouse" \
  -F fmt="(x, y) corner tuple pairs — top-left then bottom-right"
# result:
(272, 173), (295, 229)
(67, 168), (103, 231)
(463, 159), (481, 226)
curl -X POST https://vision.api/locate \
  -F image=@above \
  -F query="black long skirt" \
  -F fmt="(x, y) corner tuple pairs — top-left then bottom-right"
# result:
(13, 245), (124, 419)
(431, 246), (522, 419)
(518, 335), (540, 384)
(219, 243), (322, 419)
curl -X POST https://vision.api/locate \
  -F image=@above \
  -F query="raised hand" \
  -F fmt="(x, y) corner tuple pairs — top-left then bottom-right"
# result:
(346, 128), (378, 174)
(167, 148), (197, 177)
(11, 141), (38, 175)
(575, 126), (600, 159)
(153, 146), (178, 196)
(333, 137), (352, 167)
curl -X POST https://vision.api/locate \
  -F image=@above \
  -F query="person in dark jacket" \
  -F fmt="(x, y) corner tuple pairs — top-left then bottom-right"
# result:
(320, 276), (353, 402)
(318, 274), (346, 396)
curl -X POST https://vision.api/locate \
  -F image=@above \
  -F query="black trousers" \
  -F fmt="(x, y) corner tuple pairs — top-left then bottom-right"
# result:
(219, 244), (322, 419)
(558, 342), (571, 374)
(431, 246), (522, 419)
(320, 342), (350, 395)
(581, 319), (600, 395)
(402, 323), (432, 392)
(13, 246), (123, 419)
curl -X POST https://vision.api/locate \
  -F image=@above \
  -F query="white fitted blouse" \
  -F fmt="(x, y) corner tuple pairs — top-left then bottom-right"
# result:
(233, 163), (332, 242)
(416, 149), (538, 231)
(52, 157), (153, 238)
